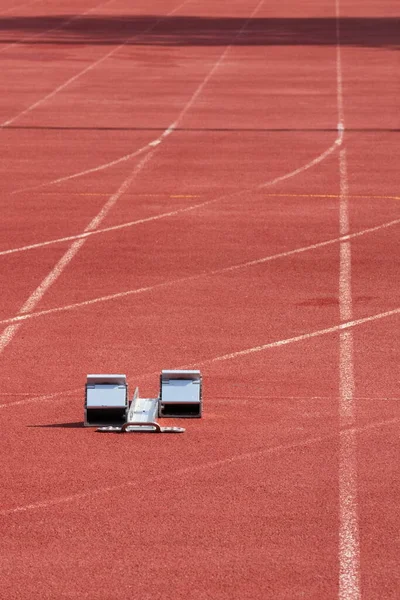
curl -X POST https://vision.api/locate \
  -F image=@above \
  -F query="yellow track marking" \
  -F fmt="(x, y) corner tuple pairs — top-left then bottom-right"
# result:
(37, 191), (399, 201)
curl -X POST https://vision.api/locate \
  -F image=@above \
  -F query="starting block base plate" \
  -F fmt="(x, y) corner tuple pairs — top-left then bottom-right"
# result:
(97, 424), (185, 433)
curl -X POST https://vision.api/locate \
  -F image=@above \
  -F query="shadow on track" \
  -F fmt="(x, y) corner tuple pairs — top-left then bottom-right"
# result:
(0, 15), (398, 48)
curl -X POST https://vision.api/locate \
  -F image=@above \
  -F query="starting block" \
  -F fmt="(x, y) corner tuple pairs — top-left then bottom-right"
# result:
(85, 369), (202, 433)
(159, 370), (202, 418)
(84, 374), (128, 427)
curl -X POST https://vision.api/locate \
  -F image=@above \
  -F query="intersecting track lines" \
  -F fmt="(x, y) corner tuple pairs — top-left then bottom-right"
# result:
(0, 0), (269, 355)
(5, 133), (344, 257)
(0, 0), (191, 128)
(0, 216), (399, 328)
(11, 92), (342, 195)
(0, 307), (398, 413)
(0, 0), (118, 55)
(180, 308), (400, 368)
(0, 415), (398, 517)
(335, 1), (361, 597)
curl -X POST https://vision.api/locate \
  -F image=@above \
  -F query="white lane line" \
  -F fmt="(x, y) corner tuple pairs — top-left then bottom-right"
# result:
(4, 135), (349, 258)
(338, 147), (361, 600)
(0, 389), (77, 410)
(0, 200), (211, 256)
(0, 0), (117, 55)
(0, 216), (399, 327)
(0, 0), (267, 354)
(184, 307), (400, 367)
(0, 150), (154, 354)
(335, 0), (361, 596)
(0, 0), (190, 128)
(259, 130), (343, 189)
(12, 97), (342, 196)
(339, 149), (354, 420)
(1, 415), (398, 517)
(13, 123), (341, 195)
(0, 305), (398, 412)
(10, 0), (269, 193)
(11, 137), (169, 193)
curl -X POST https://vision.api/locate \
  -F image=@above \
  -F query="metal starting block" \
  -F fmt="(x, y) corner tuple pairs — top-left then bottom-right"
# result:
(84, 374), (128, 427)
(86, 370), (202, 434)
(159, 370), (202, 418)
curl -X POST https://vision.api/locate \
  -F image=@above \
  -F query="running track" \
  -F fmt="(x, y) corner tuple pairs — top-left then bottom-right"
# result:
(0, 0), (399, 598)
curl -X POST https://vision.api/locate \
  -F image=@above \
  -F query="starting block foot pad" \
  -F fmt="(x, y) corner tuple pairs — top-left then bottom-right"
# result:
(159, 370), (202, 418)
(85, 374), (128, 427)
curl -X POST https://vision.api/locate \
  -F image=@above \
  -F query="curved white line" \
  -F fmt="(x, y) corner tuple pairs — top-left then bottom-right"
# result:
(12, 110), (342, 198)
(11, 126), (175, 194)
(260, 130), (342, 189)
(0, 216), (399, 327)
(0, 1), (190, 128)
(10, 0), (268, 194)
(2, 135), (344, 258)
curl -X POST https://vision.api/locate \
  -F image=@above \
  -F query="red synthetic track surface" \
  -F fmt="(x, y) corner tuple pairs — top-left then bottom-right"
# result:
(0, 0), (399, 598)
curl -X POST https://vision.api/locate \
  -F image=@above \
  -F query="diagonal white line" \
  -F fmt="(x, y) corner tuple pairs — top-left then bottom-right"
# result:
(0, 415), (398, 516)
(0, 306), (398, 411)
(0, 217), (399, 327)
(0, 0), (190, 128)
(3, 134), (350, 258)
(0, 0), (117, 55)
(0, 150), (154, 354)
(0, 0), (268, 356)
(182, 308), (400, 367)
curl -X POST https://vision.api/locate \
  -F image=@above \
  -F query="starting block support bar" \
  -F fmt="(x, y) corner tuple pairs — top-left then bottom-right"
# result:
(97, 388), (185, 433)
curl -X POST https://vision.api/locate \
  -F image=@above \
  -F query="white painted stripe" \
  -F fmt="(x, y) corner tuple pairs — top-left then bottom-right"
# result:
(3, 139), (373, 259)
(0, 0), (191, 128)
(19, 239), (86, 315)
(0, 415), (397, 516)
(0, 0), (117, 55)
(0, 200), (211, 256)
(0, 389), (77, 410)
(335, 0), (361, 594)
(0, 324), (22, 355)
(335, 1), (345, 132)
(184, 308), (400, 367)
(339, 431), (360, 599)
(10, 0), (267, 193)
(0, 150), (153, 353)
(12, 133), (170, 193)
(0, 0), (267, 355)
(13, 126), (341, 196)
(0, 217), (399, 327)
(259, 132), (343, 189)
(0, 305), (399, 412)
